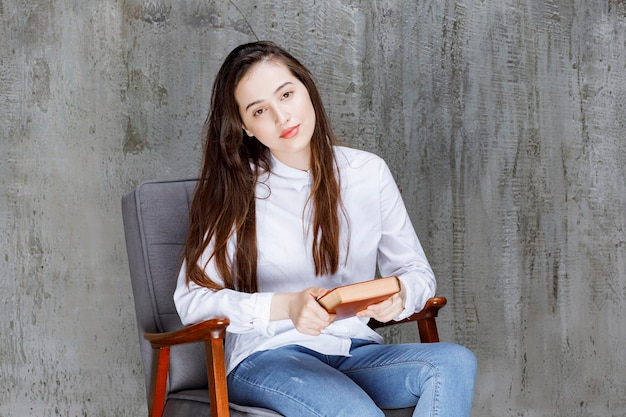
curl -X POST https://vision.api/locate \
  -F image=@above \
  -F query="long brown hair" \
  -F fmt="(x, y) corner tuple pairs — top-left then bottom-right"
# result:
(183, 41), (344, 293)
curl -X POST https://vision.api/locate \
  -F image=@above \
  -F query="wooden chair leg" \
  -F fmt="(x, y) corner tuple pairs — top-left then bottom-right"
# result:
(205, 334), (230, 417)
(149, 347), (170, 417)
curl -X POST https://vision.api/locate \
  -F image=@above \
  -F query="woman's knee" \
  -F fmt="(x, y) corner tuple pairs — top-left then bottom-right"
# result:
(447, 343), (476, 370)
(434, 342), (477, 381)
(439, 342), (475, 364)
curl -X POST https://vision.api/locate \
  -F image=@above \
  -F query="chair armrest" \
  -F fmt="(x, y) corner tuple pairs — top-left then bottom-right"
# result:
(144, 318), (231, 417)
(368, 297), (447, 343)
(144, 318), (230, 348)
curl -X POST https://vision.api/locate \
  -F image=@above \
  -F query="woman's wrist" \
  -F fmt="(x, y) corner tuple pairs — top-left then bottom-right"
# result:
(269, 292), (293, 321)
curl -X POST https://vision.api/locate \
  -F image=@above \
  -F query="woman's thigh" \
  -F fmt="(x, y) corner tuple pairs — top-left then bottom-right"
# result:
(227, 344), (385, 417)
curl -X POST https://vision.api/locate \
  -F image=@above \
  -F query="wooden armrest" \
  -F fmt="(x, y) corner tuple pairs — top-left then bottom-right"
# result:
(144, 318), (230, 348)
(368, 297), (447, 343)
(144, 318), (230, 417)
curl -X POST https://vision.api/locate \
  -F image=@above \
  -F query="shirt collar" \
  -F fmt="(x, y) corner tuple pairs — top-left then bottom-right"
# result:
(269, 154), (311, 191)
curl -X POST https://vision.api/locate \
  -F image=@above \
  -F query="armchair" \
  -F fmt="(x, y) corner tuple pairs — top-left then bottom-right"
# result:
(122, 179), (447, 417)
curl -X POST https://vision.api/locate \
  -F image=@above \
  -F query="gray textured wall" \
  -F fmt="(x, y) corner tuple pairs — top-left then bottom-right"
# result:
(1, 1), (625, 416)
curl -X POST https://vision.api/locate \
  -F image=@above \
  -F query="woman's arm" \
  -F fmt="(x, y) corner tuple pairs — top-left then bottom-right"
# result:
(174, 260), (335, 335)
(174, 263), (274, 335)
(373, 159), (437, 320)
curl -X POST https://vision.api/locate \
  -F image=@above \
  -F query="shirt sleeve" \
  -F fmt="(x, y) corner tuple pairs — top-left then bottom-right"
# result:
(173, 258), (276, 337)
(375, 160), (437, 320)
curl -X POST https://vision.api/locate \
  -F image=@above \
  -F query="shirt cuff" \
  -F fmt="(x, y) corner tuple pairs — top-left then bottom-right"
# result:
(250, 292), (276, 337)
(394, 275), (418, 321)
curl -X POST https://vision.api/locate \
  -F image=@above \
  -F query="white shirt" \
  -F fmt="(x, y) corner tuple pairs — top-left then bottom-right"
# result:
(174, 146), (436, 374)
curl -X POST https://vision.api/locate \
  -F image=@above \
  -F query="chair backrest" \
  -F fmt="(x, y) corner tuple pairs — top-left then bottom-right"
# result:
(122, 179), (207, 402)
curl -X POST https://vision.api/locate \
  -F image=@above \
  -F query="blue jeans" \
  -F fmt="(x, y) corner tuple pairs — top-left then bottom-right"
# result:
(227, 339), (477, 417)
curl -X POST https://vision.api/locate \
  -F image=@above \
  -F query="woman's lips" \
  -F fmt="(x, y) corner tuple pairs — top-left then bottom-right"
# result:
(280, 125), (300, 139)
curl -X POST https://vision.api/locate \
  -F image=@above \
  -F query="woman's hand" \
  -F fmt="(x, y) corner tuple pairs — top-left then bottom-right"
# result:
(356, 280), (407, 323)
(271, 287), (335, 336)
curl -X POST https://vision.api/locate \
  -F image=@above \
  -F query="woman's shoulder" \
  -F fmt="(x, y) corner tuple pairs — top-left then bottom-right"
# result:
(333, 145), (385, 170)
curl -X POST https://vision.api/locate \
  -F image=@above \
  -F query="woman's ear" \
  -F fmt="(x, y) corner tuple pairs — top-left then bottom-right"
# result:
(242, 125), (254, 137)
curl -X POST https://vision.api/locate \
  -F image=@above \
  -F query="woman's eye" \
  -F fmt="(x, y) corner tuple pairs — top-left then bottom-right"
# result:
(253, 108), (264, 117)
(282, 91), (292, 99)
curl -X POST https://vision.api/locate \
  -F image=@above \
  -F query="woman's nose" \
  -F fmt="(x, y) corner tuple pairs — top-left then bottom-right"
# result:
(275, 106), (291, 125)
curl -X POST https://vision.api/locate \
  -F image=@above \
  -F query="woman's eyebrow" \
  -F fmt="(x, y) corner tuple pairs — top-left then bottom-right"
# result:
(244, 81), (294, 112)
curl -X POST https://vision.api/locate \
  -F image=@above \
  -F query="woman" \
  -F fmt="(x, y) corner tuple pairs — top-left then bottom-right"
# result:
(174, 41), (476, 417)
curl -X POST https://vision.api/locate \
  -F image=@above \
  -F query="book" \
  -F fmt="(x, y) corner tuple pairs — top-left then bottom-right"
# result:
(317, 276), (401, 319)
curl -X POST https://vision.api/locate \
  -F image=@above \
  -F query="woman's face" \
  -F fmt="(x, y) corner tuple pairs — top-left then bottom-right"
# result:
(235, 60), (316, 171)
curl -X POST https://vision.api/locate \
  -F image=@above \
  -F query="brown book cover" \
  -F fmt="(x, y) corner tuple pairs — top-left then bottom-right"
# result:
(317, 276), (401, 319)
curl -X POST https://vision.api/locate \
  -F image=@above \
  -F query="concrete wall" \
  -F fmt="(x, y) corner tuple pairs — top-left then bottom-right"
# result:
(1, 1), (625, 416)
